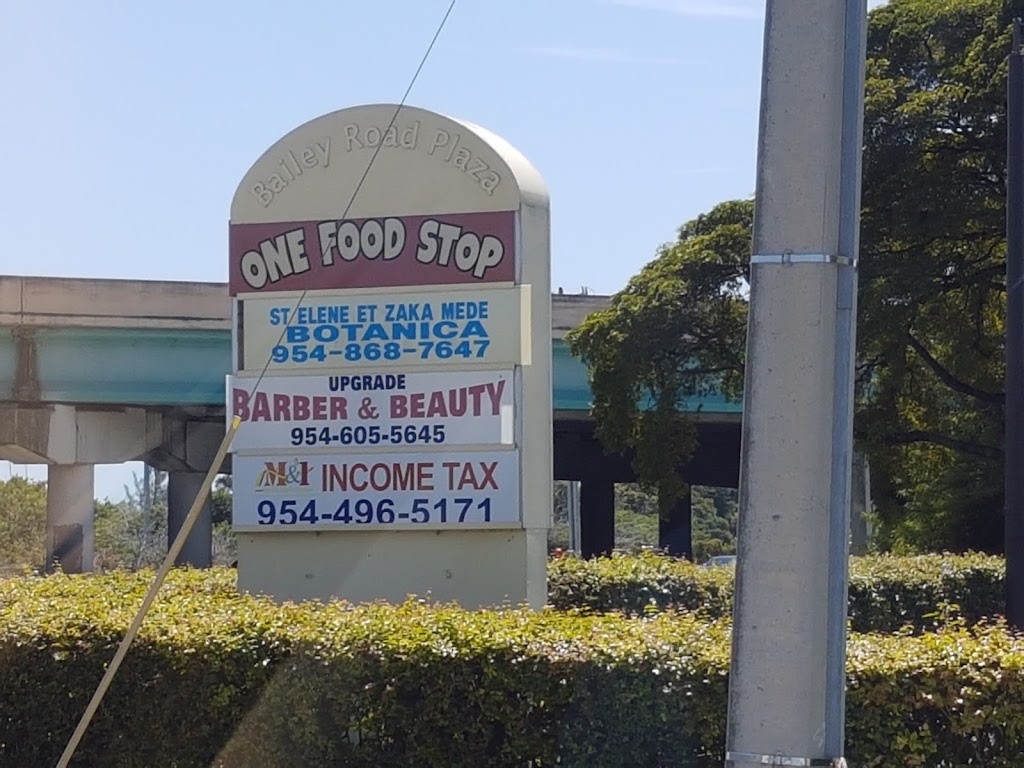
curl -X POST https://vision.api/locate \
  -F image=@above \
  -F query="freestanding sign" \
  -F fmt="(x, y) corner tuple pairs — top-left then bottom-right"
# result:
(227, 104), (551, 610)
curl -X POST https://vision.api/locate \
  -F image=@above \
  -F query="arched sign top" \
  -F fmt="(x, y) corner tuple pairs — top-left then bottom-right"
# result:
(446, 115), (549, 212)
(230, 103), (549, 224)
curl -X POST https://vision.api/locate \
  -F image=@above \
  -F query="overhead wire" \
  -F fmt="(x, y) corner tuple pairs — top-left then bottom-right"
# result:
(53, 3), (457, 765)
(244, 0), (457, 404)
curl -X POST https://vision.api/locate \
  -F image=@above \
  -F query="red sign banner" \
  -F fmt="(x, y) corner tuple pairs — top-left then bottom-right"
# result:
(228, 210), (516, 295)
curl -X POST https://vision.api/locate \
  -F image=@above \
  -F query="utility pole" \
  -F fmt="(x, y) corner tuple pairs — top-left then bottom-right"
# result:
(724, 0), (866, 765)
(1007, 19), (1024, 630)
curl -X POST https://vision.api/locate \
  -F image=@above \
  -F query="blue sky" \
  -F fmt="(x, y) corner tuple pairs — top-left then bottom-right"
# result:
(1, 0), (885, 501)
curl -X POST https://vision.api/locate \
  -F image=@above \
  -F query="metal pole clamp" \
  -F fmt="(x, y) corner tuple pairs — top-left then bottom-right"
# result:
(750, 252), (856, 267)
(725, 751), (847, 767)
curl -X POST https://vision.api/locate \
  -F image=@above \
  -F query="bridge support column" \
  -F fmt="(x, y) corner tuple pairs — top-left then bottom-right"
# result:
(46, 464), (94, 573)
(850, 451), (873, 555)
(580, 476), (615, 558)
(167, 471), (212, 568)
(658, 485), (693, 560)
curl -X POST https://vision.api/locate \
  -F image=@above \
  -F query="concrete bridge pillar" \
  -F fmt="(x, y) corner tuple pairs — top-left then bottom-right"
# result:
(167, 470), (212, 568)
(46, 463), (94, 573)
(147, 419), (227, 568)
(1, 403), (165, 573)
(580, 476), (615, 558)
(850, 451), (873, 554)
(658, 485), (693, 560)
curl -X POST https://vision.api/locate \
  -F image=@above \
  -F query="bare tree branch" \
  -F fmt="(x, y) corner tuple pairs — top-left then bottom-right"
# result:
(905, 332), (1004, 404)
(884, 429), (1002, 460)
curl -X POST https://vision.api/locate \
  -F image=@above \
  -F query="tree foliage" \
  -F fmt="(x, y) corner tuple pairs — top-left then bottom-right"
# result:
(856, 0), (1017, 551)
(95, 469), (168, 570)
(566, 200), (751, 513)
(692, 487), (738, 562)
(568, 0), (1023, 552)
(0, 476), (47, 572)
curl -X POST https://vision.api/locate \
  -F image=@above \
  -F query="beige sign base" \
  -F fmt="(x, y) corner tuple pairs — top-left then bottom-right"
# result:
(236, 528), (548, 610)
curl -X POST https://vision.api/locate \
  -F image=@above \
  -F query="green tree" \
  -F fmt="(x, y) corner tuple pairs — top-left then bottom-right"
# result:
(614, 483), (659, 550)
(95, 469), (168, 570)
(0, 476), (47, 572)
(616, 483), (658, 518)
(548, 482), (573, 553)
(205, 475), (237, 565)
(568, 0), (1023, 553)
(566, 200), (751, 514)
(692, 486), (738, 562)
(211, 475), (232, 526)
(854, 0), (1017, 552)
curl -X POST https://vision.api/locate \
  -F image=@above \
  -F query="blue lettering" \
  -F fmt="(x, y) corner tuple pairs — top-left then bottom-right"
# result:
(313, 325), (340, 343)
(278, 318), (491, 346)
(338, 324), (364, 341)
(433, 320), (458, 339)
(440, 301), (489, 321)
(393, 322), (416, 341)
(295, 305), (349, 325)
(363, 324), (390, 341)
(462, 320), (488, 339)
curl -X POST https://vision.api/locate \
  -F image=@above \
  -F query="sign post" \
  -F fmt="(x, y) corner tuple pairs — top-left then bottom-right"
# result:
(227, 104), (551, 610)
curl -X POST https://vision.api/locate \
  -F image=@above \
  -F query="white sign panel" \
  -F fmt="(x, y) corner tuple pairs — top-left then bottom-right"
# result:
(229, 370), (515, 452)
(240, 286), (528, 371)
(232, 450), (520, 529)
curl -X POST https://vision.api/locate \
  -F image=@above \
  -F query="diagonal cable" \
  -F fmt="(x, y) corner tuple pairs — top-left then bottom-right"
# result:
(54, 4), (457, 766)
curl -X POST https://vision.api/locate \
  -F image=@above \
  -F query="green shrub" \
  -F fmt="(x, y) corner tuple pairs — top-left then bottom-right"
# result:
(847, 552), (1005, 633)
(547, 550), (734, 620)
(844, 616), (1024, 767)
(548, 550), (1006, 632)
(1, 568), (1023, 766)
(0, 569), (730, 767)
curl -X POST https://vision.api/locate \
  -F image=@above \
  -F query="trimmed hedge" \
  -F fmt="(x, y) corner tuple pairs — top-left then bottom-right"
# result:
(2, 568), (1024, 767)
(548, 551), (1006, 632)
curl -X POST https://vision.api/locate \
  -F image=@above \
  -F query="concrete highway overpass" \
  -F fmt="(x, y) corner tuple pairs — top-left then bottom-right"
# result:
(0, 275), (742, 572)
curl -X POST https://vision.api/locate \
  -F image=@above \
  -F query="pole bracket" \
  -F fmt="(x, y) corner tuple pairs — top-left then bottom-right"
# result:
(750, 252), (856, 267)
(725, 751), (846, 767)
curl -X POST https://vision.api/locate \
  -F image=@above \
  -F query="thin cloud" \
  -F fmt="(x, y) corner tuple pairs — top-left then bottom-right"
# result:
(665, 167), (733, 176)
(608, 0), (888, 19)
(526, 46), (683, 65)
(608, 0), (762, 19)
